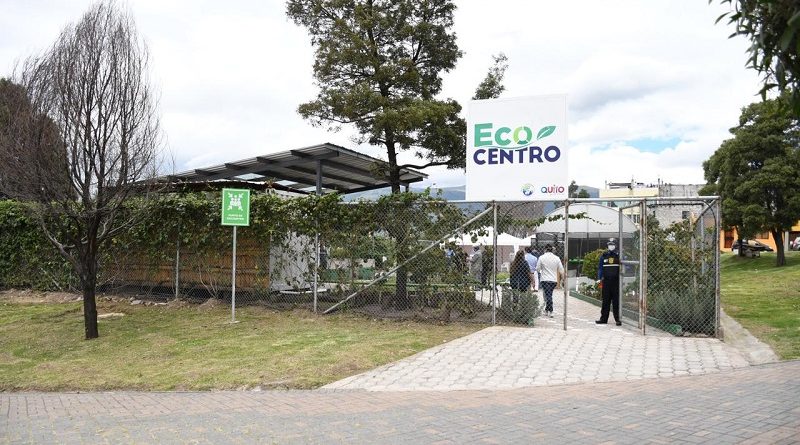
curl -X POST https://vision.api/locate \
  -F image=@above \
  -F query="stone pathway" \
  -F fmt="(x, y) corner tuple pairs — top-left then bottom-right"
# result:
(3, 361), (799, 444)
(324, 290), (751, 391)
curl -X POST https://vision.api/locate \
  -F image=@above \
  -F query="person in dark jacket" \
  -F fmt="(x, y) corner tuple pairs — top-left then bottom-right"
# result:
(508, 249), (536, 324)
(510, 249), (531, 291)
(596, 238), (622, 326)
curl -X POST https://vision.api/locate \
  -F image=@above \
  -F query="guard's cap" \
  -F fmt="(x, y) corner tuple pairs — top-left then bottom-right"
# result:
(607, 238), (616, 245)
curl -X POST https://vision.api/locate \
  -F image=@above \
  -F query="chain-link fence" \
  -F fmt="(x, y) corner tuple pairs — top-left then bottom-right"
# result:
(95, 194), (720, 337)
(643, 198), (720, 336)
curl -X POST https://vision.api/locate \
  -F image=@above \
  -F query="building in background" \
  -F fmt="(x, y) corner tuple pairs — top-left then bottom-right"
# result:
(599, 179), (705, 227)
(599, 179), (799, 252)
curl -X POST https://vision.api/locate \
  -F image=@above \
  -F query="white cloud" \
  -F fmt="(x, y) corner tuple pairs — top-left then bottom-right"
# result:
(0, 0), (762, 191)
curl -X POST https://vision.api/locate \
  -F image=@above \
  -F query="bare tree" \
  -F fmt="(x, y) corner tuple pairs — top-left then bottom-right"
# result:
(1, 1), (163, 339)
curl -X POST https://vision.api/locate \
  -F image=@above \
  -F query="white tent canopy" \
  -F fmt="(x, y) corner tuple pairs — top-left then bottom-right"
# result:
(450, 227), (529, 249)
(532, 203), (638, 237)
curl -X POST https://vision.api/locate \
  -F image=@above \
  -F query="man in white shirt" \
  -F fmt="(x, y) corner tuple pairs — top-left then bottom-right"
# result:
(535, 244), (564, 318)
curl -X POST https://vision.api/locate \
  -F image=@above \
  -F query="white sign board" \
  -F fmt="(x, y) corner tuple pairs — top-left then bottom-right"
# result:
(466, 95), (568, 201)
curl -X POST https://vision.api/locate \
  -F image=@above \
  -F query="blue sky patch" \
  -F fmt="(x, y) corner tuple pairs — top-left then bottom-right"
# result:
(625, 137), (681, 153)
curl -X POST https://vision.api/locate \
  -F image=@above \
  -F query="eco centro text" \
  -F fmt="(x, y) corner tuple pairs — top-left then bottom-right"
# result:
(472, 123), (561, 165)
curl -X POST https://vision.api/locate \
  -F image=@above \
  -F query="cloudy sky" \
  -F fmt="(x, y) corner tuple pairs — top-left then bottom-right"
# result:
(1, 0), (761, 190)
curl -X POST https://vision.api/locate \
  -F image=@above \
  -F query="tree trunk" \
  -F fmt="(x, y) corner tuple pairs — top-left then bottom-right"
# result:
(81, 227), (100, 340)
(737, 236), (745, 257)
(82, 273), (99, 339)
(385, 139), (410, 309)
(386, 141), (401, 193)
(772, 230), (785, 267)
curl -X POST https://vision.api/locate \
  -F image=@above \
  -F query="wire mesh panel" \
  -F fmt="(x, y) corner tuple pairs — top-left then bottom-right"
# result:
(493, 201), (555, 325)
(317, 198), (497, 323)
(89, 192), (720, 336)
(644, 199), (719, 336)
(619, 207), (642, 328)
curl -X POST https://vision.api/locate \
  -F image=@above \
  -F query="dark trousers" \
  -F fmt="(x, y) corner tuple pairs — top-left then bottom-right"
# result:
(541, 281), (556, 312)
(600, 277), (620, 322)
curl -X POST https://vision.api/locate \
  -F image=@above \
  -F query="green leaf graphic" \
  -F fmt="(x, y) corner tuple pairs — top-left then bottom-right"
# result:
(536, 126), (556, 140)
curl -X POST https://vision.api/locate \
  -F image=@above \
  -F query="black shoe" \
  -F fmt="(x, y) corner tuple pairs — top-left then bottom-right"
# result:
(615, 321), (622, 326)
(595, 320), (607, 324)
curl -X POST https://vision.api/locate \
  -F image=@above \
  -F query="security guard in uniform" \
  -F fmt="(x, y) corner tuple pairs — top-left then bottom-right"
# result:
(596, 238), (622, 326)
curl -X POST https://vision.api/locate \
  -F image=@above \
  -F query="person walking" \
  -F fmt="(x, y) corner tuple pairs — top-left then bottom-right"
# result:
(596, 238), (622, 326)
(509, 250), (531, 292)
(469, 246), (483, 288)
(535, 244), (564, 318)
(509, 249), (534, 323)
(524, 247), (539, 292)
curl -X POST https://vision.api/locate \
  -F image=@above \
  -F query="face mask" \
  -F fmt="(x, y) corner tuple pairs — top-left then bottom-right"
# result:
(608, 245), (616, 251)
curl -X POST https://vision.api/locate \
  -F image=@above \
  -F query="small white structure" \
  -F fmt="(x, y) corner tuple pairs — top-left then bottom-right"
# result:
(533, 203), (640, 289)
(532, 203), (638, 239)
(451, 227), (530, 272)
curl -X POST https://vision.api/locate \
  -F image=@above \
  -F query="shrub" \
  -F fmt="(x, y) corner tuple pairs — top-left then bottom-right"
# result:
(581, 249), (605, 280)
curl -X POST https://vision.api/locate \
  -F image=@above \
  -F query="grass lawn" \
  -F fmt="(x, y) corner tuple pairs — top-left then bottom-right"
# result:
(0, 296), (480, 391)
(721, 251), (800, 359)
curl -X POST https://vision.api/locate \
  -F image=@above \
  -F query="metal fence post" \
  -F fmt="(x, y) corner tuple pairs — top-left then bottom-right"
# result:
(640, 199), (648, 335)
(618, 206), (623, 326)
(492, 201), (498, 326)
(174, 237), (180, 300)
(563, 200), (569, 331)
(313, 233), (319, 314)
(714, 199), (722, 339)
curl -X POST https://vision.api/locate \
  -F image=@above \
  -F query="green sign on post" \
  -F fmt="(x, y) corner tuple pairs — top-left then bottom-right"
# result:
(221, 188), (250, 226)
(221, 188), (250, 324)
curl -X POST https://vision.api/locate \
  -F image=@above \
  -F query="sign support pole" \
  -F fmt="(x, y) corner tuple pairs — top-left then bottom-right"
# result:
(563, 200), (569, 331)
(231, 225), (237, 323)
(491, 201), (498, 325)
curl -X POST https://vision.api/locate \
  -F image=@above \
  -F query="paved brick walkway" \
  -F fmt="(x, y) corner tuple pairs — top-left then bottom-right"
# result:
(2, 361), (798, 444)
(325, 292), (751, 391)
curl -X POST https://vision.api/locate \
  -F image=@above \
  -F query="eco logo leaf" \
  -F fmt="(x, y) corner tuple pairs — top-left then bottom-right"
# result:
(536, 126), (556, 140)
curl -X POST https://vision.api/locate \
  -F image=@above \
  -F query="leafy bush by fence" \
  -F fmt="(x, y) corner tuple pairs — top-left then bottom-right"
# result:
(0, 200), (74, 290)
(581, 248), (605, 281)
(646, 218), (717, 335)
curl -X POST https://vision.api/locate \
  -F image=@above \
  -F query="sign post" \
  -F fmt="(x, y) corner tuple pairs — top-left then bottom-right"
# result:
(466, 95), (569, 328)
(221, 188), (250, 323)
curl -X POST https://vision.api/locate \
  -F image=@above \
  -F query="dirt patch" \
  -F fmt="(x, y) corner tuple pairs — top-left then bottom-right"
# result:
(0, 289), (82, 304)
(198, 298), (222, 310)
(166, 298), (192, 309)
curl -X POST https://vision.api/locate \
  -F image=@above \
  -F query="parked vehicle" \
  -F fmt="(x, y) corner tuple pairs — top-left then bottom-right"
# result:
(731, 239), (774, 256)
(791, 236), (800, 251)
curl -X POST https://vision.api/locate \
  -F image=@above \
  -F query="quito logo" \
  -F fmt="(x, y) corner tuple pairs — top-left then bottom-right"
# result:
(472, 123), (561, 166)
(540, 185), (565, 194)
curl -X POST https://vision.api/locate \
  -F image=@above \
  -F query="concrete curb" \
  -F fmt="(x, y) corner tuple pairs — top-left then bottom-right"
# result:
(720, 308), (780, 365)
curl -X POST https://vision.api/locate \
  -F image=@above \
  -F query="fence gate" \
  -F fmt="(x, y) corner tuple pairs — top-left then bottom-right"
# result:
(313, 196), (721, 338)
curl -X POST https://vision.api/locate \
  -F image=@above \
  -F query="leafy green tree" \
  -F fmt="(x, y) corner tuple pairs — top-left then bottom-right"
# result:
(287, 1), (508, 307)
(568, 180), (590, 199)
(568, 180), (578, 197)
(714, 0), (800, 112)
(286, 0), (464, 190)
(703, 94), (800, 266)
(473, 53), (508, 101)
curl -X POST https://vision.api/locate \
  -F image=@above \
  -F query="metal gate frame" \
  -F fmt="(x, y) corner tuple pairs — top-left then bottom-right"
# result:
(315, 196), (721, 337)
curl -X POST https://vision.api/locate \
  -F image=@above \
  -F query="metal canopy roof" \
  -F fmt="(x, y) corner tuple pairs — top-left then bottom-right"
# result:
(165, 143), (427, 194)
